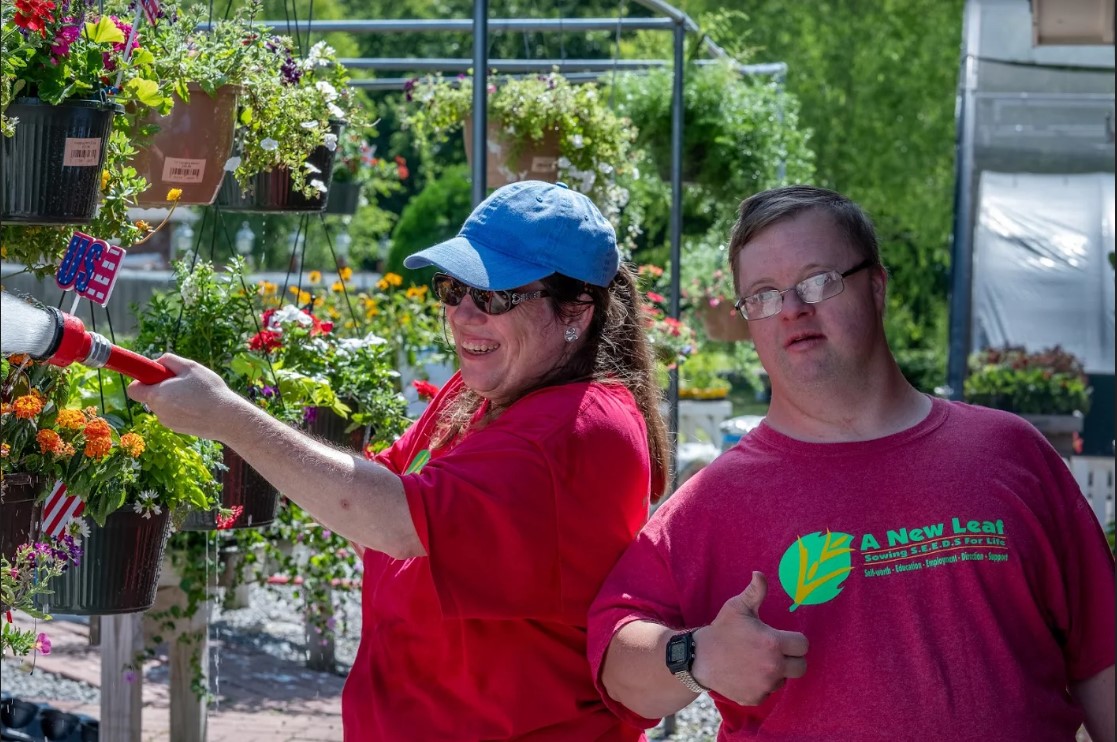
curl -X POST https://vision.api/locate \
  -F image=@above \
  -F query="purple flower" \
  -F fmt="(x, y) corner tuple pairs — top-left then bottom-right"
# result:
(302, 407), (318, 425)
(50, 20), (82, 59)
(403, 78), (416, 102)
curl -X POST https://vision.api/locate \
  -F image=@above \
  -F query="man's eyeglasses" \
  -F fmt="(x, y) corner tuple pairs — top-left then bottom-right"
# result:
(432, 273), (550, 316)
(735, 259), (874, 321)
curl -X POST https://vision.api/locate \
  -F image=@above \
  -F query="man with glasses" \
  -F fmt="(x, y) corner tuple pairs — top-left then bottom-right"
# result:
(129, 180), (668, 740)
(589, 185), (1115, 740)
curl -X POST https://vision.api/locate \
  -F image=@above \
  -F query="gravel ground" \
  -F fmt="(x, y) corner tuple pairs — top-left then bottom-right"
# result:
(2, 583), (724, 740)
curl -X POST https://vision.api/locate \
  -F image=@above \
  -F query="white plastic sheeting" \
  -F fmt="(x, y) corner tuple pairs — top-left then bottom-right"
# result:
(972, 172), (1115, 374)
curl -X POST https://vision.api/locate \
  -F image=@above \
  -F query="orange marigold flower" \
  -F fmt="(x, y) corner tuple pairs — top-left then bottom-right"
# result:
(59, 442), (76, 458)
(1, 402), (13, 416)
(37, 429), (63, 455)
(84, 406), (99, 418)
(56, 408), (87, 430)
(83, 417), (112, 439)
(120, 433), (145, 457)
(7, 354), (30, 365)
(13, 394), (44, 419)
(84, 436), (113, 459)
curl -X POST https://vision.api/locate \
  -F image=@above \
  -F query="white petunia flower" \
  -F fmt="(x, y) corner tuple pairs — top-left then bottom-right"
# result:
(260, 138), (279, 151)
(570, 134), (584, 149)
(324, 133), (338, 152)
(224, 156), (242, 172)
(327, 103), (346, 120)
(304, 162), (321, 174)
(315, 81), (338, 102)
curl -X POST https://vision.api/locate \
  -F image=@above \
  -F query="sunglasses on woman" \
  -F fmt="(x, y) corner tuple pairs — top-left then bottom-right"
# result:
(431, 273), (550, 316)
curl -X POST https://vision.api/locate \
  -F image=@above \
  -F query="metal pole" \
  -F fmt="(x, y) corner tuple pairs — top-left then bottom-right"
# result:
(471, 0), (488, 205)
(667, 19), (684, 495)
(946, 0), (981, 400)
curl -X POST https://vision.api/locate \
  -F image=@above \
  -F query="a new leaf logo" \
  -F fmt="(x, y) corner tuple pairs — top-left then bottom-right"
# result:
(404, 449), (430, 475)
(778, 530), (854, 612)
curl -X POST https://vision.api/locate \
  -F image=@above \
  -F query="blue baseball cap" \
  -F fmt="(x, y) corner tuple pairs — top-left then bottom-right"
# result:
(404, 180), (620, 290)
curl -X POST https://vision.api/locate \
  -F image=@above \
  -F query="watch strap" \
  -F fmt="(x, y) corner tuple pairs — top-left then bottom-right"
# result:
(673, 667), (709, 694)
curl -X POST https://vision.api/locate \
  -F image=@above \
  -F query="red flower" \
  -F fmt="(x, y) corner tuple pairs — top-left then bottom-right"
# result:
(249, 330), (284, 353)
(645, 291), (665, 304)
(13, 0), (55, 35)
(412, 379), (440, 401)
(215, 505), (245, 530)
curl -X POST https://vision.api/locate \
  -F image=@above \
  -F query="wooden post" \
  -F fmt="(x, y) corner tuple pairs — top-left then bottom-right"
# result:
(305, 584), (336, 672)
(100, 613), (144, 742)
(146, 562), (209, 742)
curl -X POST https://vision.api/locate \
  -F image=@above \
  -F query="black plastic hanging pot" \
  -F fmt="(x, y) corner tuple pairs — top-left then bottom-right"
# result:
(43, 507), (171, 615)
(1, 97), (122, 224)
(215, 121), (345, 213)
(323, 180), (361, 215)
(181, 448), (279, 530)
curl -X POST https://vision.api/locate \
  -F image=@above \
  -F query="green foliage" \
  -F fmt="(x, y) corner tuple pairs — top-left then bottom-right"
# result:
(231, 38), (363, 197)
(678, 350), (731, 400)
(398, 71), (639, 234)
(132, 259), (257, 379)
(2, 536), (80, 657)
(673, 0), (962, 360)
(387, 163), (473, 287)
(964, 346), (1092, 416)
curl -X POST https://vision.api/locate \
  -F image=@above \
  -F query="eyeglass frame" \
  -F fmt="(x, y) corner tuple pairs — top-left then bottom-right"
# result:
(734, 259), (875, 321)
(432, 273), (551, 316)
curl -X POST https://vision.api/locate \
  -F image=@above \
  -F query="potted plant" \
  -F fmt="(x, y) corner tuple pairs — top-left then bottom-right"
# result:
(127, 0), (266, 207)
(399, 70), (639, 227)
(681, 229), (751, 343)
(43, 368), (222, 614)
(964, 345), (1093, 457)
(1, 0), (172, 224)
(133, 259), (335, 529)
(679, 350), (733, 401)
(325, 128), (409, 216)
(216, 38), (361, 212)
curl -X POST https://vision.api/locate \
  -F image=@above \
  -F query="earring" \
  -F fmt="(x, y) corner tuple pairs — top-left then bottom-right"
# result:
(564, 326), (579, 343)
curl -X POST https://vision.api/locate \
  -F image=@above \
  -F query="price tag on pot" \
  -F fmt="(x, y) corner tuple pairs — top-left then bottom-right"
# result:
(55, 232), (127, 307)
(62, 138), (102, 167)
(162, 157), (206, 184)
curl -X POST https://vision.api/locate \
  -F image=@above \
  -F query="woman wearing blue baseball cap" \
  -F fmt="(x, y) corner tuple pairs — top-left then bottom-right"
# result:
(129, 180), (667, 740)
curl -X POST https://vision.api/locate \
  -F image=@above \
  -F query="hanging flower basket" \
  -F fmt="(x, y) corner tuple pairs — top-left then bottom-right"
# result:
(324, 180), (362, 215)
(214, 121), (345, 213)
(131, 84), (243, 207)
(0, 474), (44, 565)
(462, 118), (561, 189)
(695, 299), (751, 343)
(182, 448), (279, 530)
(304, 405), (365, 452)
(0, 97), (122, 224)
(43, 507), (171, 615)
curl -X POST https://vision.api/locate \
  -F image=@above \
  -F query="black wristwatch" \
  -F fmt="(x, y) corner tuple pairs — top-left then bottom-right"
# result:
(665, 630), (709, 694)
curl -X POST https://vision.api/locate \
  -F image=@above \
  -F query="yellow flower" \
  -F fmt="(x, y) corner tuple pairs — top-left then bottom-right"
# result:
(312, 296), (324, 308)
(56, 409), (87, 430)
(257, 281), (277, 296)
(338, 266), (353, 282)
(377, 279), (388, 291)
(289, 286), (300, 295)
(406, 286), (428, 299)
(330, 281), (345, 293)
(13, 395), (44, 420)
(297, 290), (311, 306)
(0, 442), (9, 458)
(327, 307), (341, 320)
(385, 272), (403, 287)
(167, 188), (183, 202)
(308, 271), (322, 285)
(101, 171), (111, 191)
(135, 220), (152, 233)
(120, 433), (146, 458)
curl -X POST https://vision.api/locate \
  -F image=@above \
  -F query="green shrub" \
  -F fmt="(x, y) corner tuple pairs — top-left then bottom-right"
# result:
(964, 346), (1091, 416)
(386, 164), (473, 287)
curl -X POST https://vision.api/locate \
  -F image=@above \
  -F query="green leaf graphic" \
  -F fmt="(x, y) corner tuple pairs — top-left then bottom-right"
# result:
(404, 449), (430, 475)
(778, 530), (854, 612)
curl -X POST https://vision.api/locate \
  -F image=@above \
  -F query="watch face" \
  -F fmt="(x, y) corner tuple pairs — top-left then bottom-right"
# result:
(667, 640), (687, 664)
